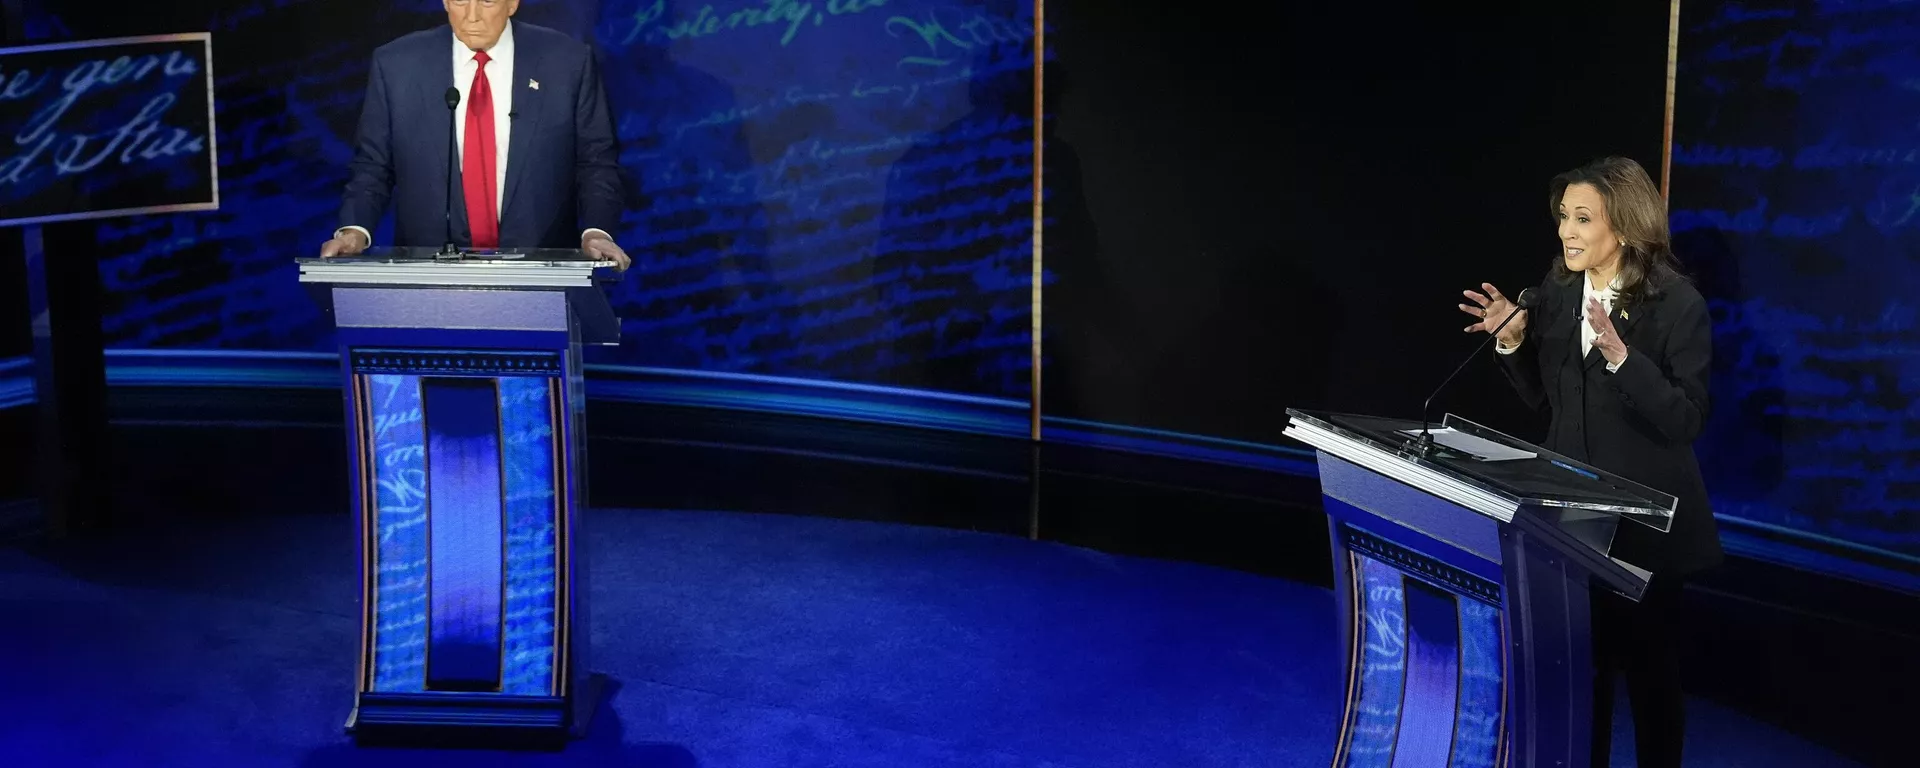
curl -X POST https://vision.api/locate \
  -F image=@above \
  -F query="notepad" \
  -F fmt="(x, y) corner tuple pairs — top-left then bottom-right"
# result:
(1398, 427), (1538, 461)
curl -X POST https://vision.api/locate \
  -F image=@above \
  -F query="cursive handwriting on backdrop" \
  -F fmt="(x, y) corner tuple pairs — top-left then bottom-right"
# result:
(0, 34), (216, 224)
(1672, 0), (1920, 562)
(593, 0), (1042, 398)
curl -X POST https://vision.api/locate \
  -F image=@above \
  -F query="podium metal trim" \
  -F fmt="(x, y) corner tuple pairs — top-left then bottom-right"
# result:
(299, 262), (604, 288)
(1285, 420), (1520, 522)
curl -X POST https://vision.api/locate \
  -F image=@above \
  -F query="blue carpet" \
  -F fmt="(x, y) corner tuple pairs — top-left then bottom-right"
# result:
(0, 509), (1863, 767)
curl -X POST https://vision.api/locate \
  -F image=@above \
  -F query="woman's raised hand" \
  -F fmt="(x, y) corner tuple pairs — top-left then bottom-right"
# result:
(1461, 282), (1526, 347)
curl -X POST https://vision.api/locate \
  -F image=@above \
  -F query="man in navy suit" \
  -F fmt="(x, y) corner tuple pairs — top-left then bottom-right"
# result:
(319, 0), (630, 269)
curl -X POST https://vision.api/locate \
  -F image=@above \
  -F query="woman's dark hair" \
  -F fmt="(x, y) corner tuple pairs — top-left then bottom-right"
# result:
(1548, 156), (1689, 306)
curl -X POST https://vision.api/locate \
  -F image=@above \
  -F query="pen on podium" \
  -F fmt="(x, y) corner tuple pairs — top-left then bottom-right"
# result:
(1549, 459), (1600, 481)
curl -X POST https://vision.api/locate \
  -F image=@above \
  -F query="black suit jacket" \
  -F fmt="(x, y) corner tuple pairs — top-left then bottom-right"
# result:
(338, 22), (623, 248)
(1496, 270), (1724, 578)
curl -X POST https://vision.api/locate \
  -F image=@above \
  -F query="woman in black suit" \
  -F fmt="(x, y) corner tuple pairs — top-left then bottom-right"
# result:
(1459, 157), (1722, 768)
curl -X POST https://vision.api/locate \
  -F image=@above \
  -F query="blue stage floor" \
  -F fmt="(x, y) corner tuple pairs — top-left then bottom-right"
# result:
(0, 508), (1863, 767)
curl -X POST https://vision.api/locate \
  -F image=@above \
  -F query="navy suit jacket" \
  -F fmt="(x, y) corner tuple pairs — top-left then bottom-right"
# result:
(339, 22), (622, 248)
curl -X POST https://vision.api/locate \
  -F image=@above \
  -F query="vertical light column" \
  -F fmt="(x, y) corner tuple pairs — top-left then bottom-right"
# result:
(1662, 0), (1682, 203)
(1030, 0), (1046, 441)
(1390, 580), (1462, 768)
(421, 377), (506, 692)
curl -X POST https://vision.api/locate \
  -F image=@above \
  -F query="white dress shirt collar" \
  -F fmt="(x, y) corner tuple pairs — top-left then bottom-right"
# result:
(1583, 271), (1622, 307)
(1581, 272), (1625, 368)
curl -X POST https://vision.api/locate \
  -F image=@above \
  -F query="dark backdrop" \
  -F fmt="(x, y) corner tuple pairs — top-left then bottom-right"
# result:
(2, 2), (31, 363)
(1041, 0), (1671, 446)
(3, 0), (1670, 439)
(23, 1), (1916, 572)
(1, 234), (24, 361)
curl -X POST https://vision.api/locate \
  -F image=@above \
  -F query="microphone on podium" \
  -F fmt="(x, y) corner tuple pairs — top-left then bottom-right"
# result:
(1413, 287), (1539, 456)
(439, 86), (462, 257)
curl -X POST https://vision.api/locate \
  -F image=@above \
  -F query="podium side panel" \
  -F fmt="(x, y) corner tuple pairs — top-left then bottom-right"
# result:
(560, 316), (593, 720)
(354, 365), (566, 696)
(347, 371), (376, 695)
(342, 335), (574, 735)
(1316, 453), (1506, 768)
(1327, 522), (1359, 766)
(359, 373), (429, 692)
(1500, 529), (1594, 768)
(500, 376), (561, 696)
(1335, 553), (1409, 768)
(1452, 597), (1505, 768)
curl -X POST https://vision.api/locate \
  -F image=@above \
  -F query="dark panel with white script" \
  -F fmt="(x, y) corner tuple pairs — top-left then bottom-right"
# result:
(0, 34), (217, 226)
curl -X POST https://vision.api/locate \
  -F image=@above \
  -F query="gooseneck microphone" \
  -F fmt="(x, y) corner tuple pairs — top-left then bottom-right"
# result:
(439, 86), (462, 257)
(1415, 287), (1539, 455)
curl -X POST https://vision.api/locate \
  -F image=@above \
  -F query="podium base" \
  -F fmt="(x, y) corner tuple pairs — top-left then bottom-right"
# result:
(571, 672), (613, 739)
(344, 673), (613, 750)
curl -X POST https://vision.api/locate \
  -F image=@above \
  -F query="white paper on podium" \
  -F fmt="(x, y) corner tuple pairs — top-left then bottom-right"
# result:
(1398, 427), (1538, 461)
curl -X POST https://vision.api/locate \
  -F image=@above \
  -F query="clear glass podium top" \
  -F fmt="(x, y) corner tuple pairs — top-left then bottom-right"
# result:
(1286, 408), (1676, 532)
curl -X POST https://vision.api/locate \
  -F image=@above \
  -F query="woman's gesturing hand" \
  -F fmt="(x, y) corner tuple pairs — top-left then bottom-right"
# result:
(1461, 282), (1526, 347)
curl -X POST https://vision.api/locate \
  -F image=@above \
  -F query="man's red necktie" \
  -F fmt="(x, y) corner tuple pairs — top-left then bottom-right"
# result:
(462, 50), (499, 249)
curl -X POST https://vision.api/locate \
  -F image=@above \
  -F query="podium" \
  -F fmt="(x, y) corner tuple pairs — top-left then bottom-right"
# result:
(1283, 409), (1675, 768)
(298, 248), (622, 746)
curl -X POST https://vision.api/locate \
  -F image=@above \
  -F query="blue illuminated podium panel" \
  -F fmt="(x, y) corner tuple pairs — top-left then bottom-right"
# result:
(301, 249), (619, 744)
(1284, 410), (1674, 768)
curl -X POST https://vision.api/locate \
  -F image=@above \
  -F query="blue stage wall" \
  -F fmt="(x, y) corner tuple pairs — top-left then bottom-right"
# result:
(5, 0), (1918, 588)
(10, 0), (1038, 400)
(1671, 0), (1920, 567)
(592, 0), (1038, 398)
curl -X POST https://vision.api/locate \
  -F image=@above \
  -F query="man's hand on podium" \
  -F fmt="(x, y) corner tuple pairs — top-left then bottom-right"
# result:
(582, 230), (631, 270)
(319, 228), (370, 258)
